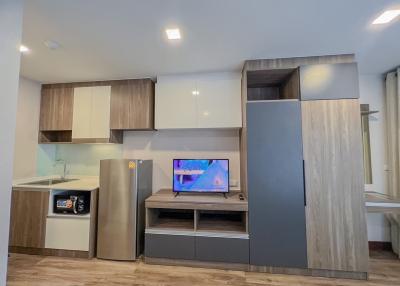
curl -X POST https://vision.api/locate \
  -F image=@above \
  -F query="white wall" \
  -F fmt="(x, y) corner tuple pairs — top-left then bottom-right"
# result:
(0, 0), (23, 282)
(52, 129), (240, 193)
(13, 77), (41, 179)
(359, 74), (391, 242)
(123, 130), (240, 192)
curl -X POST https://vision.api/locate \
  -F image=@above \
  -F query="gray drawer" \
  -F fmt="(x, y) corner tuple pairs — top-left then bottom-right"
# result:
(195, 236), (249, 264)
(145, 233), (195, 260)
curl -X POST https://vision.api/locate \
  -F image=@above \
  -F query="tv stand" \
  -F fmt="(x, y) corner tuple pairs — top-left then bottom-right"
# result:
(144, 189), (249, 268)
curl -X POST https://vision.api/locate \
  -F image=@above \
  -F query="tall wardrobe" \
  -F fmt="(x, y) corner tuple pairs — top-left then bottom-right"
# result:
(241, 55), (369, 279)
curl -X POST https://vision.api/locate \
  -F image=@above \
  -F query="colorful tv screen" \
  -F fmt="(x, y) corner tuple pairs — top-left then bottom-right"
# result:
(173, 159), (229, 193)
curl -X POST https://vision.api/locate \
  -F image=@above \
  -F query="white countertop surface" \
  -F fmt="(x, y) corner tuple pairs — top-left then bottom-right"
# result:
(12, 175), (99, 191)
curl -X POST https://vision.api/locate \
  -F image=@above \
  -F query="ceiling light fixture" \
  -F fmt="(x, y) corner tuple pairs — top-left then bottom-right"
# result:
(19, 45), (30, 53)
(166, 28), (181, 40)
(372, 9), (400, 24)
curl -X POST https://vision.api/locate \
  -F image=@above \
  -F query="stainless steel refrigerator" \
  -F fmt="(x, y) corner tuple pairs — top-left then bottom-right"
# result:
(97, 159), (152, 260)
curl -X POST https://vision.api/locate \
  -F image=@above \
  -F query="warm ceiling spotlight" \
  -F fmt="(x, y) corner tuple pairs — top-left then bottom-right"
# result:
(166, 28), (181, 40)
(19, 45), (30, 53)
(372, 10), (400, 24)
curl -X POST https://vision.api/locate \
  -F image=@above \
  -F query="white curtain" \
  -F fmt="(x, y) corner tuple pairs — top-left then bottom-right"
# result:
(385, 68), (400, 257)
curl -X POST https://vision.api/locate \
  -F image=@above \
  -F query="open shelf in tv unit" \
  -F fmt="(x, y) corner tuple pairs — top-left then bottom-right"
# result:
(145, 189), (248, 237)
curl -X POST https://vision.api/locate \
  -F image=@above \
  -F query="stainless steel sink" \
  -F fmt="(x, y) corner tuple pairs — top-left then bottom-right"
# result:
(24, 178), (78, 186)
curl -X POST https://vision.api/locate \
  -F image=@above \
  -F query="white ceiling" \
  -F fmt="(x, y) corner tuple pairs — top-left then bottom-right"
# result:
(21, 0), (400, 83)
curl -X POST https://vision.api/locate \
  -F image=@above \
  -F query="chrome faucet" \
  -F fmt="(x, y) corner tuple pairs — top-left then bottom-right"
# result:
(55, 159), (67, 180)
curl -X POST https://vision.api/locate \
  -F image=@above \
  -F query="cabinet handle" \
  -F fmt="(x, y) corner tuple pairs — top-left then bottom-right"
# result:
(303, 160), (307, 206)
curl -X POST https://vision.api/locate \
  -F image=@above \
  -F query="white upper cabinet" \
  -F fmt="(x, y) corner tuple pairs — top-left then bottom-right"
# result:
(196, 73), (242, 128)
(72, 86), (111, 140)
(155, 75), (197, 129)
(155, 72), (242, 129)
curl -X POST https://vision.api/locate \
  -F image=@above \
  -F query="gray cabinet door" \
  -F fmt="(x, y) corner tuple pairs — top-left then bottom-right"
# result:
(196, 237), (249, 264)
(145, 234), (195, 260)
(300, 63), (359, 100)
(247, 101), (307, 268)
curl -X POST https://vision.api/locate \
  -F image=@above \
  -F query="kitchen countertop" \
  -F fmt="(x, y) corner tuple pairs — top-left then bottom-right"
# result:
(12, 175), (99, 191)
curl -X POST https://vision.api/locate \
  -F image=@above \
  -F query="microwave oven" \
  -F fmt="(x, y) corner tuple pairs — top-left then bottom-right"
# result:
(54, 192), (90, 215)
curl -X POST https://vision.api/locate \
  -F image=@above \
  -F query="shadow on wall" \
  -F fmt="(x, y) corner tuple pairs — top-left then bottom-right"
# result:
(36, 129), (241, 192)
(123, 129), (240, 152)
(122, 129), (241, 192)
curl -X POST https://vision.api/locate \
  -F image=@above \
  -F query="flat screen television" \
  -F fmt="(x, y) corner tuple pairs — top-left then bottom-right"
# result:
(173, 159), (229, 193)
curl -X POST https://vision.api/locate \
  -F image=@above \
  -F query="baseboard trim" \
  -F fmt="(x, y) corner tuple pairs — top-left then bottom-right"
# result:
(144, 257), (367, 280)
(369, 241), (392, 251)
(145, 257), (249, 271)
(9, 246), (90, 259)
(249, 265), (368, 280)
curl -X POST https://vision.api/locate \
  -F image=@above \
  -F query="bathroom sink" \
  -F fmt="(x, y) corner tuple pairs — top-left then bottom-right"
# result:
(23, 178), (78, 186)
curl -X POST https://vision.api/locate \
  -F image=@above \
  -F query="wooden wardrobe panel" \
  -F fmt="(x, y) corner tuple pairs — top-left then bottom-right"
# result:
(301, 99), (368, 272)
(9, 190), (49, 248)
(39, 87), (74, 131)
(110, 79), (154, 130)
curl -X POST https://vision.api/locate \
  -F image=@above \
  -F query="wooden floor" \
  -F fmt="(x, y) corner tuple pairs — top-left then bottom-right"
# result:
(7, 251), (400, 286)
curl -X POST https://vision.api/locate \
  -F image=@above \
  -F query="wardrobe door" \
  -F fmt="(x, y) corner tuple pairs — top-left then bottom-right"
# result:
(301, 99), (368, 272)
(247, 100), (307, 268)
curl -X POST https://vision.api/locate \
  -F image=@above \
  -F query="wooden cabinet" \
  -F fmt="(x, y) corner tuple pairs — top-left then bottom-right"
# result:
(155, 72), (242, 129)
(110, 79), (154, 130)
(39, 87), (74, 131)
(38, 78), (155, 144)
(9, 190), (49, 248)
(242, 56), (369, 278)
(301, 99), (368, 272)
(72, 86), (112, 142)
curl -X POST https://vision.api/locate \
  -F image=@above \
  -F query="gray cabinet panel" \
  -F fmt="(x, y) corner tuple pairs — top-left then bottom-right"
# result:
(300, 63), (359, 100)
(247, 101), (307, 268)
(145, 234), (195, 260)
(196, 237), (249, 264)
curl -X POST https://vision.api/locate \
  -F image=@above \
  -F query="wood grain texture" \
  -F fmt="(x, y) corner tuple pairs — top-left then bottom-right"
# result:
(39, 87), (74, 131)
(9, 253), (400, 285)
(110, 79), (154, 130)
(9, 190), (49, 248)
(9, 247), (89, 259)
(38, 130), (72, 143)
(145, 189), (248, 211)
(281, 69), (300, 99)
(244, 54), (355, 71)
(301, 99), (369, 272)
(240, 54), (355, 196)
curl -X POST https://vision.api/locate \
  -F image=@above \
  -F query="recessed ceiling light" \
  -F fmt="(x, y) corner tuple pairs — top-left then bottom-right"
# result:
(372, 9), (400, 25)
(19, 45), (30, 53)
(166, 28), (181, 40)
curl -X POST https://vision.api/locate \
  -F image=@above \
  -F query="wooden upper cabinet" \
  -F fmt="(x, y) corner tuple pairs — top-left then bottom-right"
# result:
(9, 190), (49, 248)
(299, 63), (359, 100)
(39, 87), (74, 131)
(110, 79), (154, 130)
